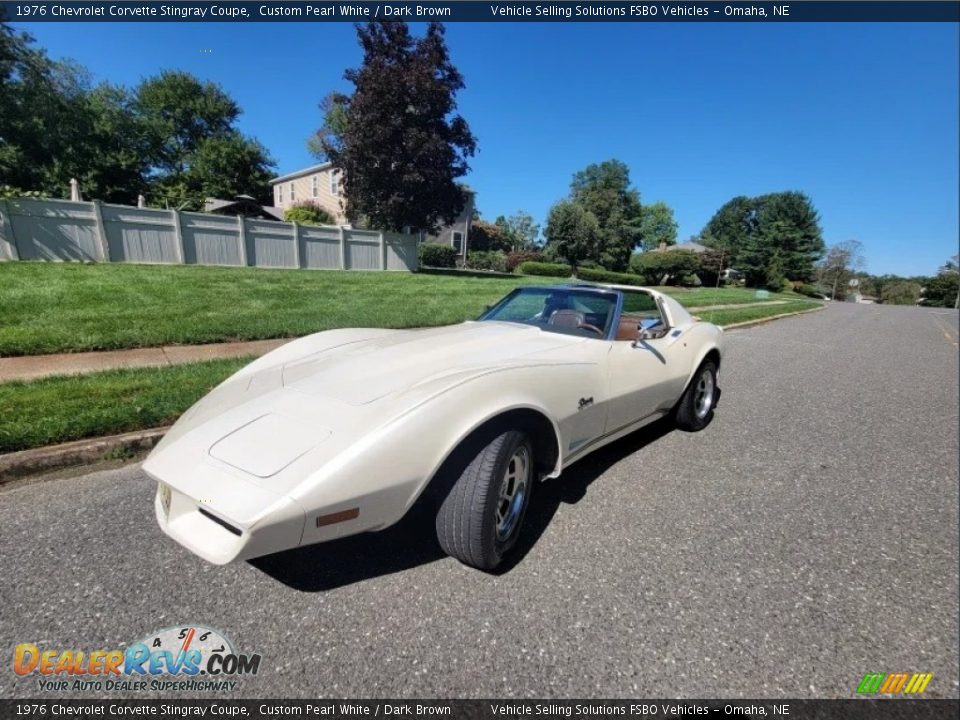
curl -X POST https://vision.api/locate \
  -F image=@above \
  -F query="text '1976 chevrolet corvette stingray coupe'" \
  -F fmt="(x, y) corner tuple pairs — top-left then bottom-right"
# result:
(145, 284), (724, 571)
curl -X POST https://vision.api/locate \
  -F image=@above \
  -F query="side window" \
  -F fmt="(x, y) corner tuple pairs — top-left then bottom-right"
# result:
(452, 231), (464, 253)
(290, 182), (296, 202)
(616, 291), (666, 340)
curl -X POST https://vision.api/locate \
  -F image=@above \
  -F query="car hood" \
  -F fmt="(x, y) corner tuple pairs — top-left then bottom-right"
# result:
(144, 322), (591, 506)
(279, 321), (584, 405)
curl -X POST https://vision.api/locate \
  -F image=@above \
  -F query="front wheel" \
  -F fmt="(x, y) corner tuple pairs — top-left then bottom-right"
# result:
(435, 430), (533, 571)
(675, 361), (718, 431)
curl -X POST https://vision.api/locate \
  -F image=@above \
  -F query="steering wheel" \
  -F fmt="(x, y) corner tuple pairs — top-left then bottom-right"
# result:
(577, 323), (605, 337)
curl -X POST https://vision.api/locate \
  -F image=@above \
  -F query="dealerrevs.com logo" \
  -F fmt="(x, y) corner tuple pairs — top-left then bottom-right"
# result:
(13, 625), (261, 693)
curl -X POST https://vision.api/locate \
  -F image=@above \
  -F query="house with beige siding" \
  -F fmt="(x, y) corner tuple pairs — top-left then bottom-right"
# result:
(269, 163), (473, 262)
(271, 162), (346, 223)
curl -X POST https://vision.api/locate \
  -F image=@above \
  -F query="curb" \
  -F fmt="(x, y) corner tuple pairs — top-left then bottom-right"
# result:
(721, 304), (826, 330)
(0, 303), (826, 484)
(0, 427), (169, 484)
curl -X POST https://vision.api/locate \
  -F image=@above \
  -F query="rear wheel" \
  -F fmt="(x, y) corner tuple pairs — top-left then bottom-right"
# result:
(675, 361), (718, 431)
(435, 430), (533, 571)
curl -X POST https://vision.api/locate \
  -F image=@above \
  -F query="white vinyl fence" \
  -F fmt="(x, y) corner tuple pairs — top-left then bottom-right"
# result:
(0, 198), (419, 271)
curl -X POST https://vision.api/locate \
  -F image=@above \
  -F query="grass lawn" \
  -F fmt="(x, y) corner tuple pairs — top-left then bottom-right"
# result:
(0, 263), (555, 357)
(649, 286), (805, 308)
(697, 300), (822, 326)
(0, 299), (822, 454)
(0, 262), (808, 357)
(0, 358), (248, 454)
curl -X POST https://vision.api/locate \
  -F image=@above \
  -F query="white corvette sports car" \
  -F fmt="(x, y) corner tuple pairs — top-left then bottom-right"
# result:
(145, 283), (723, 571)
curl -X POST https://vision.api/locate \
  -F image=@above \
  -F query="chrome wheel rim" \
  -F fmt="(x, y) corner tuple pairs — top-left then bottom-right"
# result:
(694, 370), (715, 419)
(495, 445), (530, 540)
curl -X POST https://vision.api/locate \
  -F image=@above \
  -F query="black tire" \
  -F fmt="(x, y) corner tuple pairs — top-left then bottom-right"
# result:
(675, 360), (719, 431)
(435, 430), (533, 571)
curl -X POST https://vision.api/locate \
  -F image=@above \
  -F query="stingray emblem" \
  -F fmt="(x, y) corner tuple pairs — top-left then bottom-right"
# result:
(578, 397), (594, 411)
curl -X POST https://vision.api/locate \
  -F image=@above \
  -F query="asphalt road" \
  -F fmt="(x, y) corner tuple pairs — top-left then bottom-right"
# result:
(1, 303), (957, 699)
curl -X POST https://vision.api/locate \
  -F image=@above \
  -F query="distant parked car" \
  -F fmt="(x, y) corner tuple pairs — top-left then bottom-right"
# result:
(145, 284), (724, 571)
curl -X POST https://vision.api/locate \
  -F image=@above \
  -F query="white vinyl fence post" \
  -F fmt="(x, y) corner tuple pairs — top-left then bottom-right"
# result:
(339, 226), (347, 270)
(171, 208), (186, 264)
(0, 199), (20, 260)
(292, 221), (302, 269)
(379, 231), (386, 270)
(237, 214), (248, 266)
(91, 200), (109, 262)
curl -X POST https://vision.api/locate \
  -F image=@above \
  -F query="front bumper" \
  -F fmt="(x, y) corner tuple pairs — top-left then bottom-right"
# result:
(152, 478), (306, 565)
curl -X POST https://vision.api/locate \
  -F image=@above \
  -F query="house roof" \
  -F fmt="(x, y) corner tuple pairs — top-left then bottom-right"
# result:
(270, 164), (476, 197)
(203, 197), (285, 221)
(270, 162), (333, 185)
(672, 241), (710, 253)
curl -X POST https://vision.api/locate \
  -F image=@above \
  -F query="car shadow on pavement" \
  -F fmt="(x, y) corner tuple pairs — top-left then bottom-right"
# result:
(492, 417), (675, 575)
(251, 417), (676, 591)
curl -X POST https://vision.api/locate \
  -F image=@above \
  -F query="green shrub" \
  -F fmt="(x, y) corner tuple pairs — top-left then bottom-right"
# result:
(795, 284), (826, 299)
(465, 250), (508, 273)
(881, 281), (923, 305)
(418, 243), (458, 268)
(505, 250), (545, 272)
(920, 272), (959, 308)
(576, 267), (647, 287)
(0, 185), (44, 200)
(518, 261), (573, 278)
(629, 251), (700, 285)
(679, 274), (702, 288)
(283, 202), (334, 226)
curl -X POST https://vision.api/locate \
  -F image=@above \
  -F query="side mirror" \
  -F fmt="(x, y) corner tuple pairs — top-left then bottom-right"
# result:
(633, 325), (669, 346)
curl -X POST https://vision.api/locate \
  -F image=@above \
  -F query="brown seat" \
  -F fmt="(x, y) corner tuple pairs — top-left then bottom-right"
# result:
(548, 309), (586, 328)
(615, 316), (639, 341)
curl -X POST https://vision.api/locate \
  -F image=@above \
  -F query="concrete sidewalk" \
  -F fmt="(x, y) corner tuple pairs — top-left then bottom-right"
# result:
(0, 338), (290, 384)
(0, 300), (804, 384)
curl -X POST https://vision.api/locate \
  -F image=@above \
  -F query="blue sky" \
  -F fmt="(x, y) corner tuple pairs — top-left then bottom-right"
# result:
(15, 20), (959, 276)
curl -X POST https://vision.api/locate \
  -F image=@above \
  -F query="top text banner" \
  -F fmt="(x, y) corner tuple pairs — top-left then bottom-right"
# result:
(1, 2), (958, 23)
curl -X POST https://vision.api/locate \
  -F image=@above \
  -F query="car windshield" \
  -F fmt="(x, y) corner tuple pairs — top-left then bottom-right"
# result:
(480, 287), (618, 339)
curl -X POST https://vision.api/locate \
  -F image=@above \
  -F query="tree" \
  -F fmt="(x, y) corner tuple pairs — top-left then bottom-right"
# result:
(0, 25), (103, 197)
(319, 22), (476, 232)
(923, 272), (960, 308)
(134, 71), (274, 209)
(697, 248), (727, 286)
(818, 240), (866, 300)
(0, 27), (274, 207)
(704, 191), (825, 287)
(881, 281), (923, 305)
(186, 133), (274, 206)
(494, 211), (540, 251)
(544, 201), (600, 273)
(307, 92), (349, 161)
(568, 159), (643, 271)
(638, 201), (678, 251)
(69, 84), (153, 203)
(469, 219), (511, 252)
(924, 254), (960, 308)
(630, 250), (700, 285)
(700, 196), (754, 264)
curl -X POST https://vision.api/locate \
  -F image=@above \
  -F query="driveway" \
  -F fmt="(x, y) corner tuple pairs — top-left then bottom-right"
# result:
(1, 303), (957, 698)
